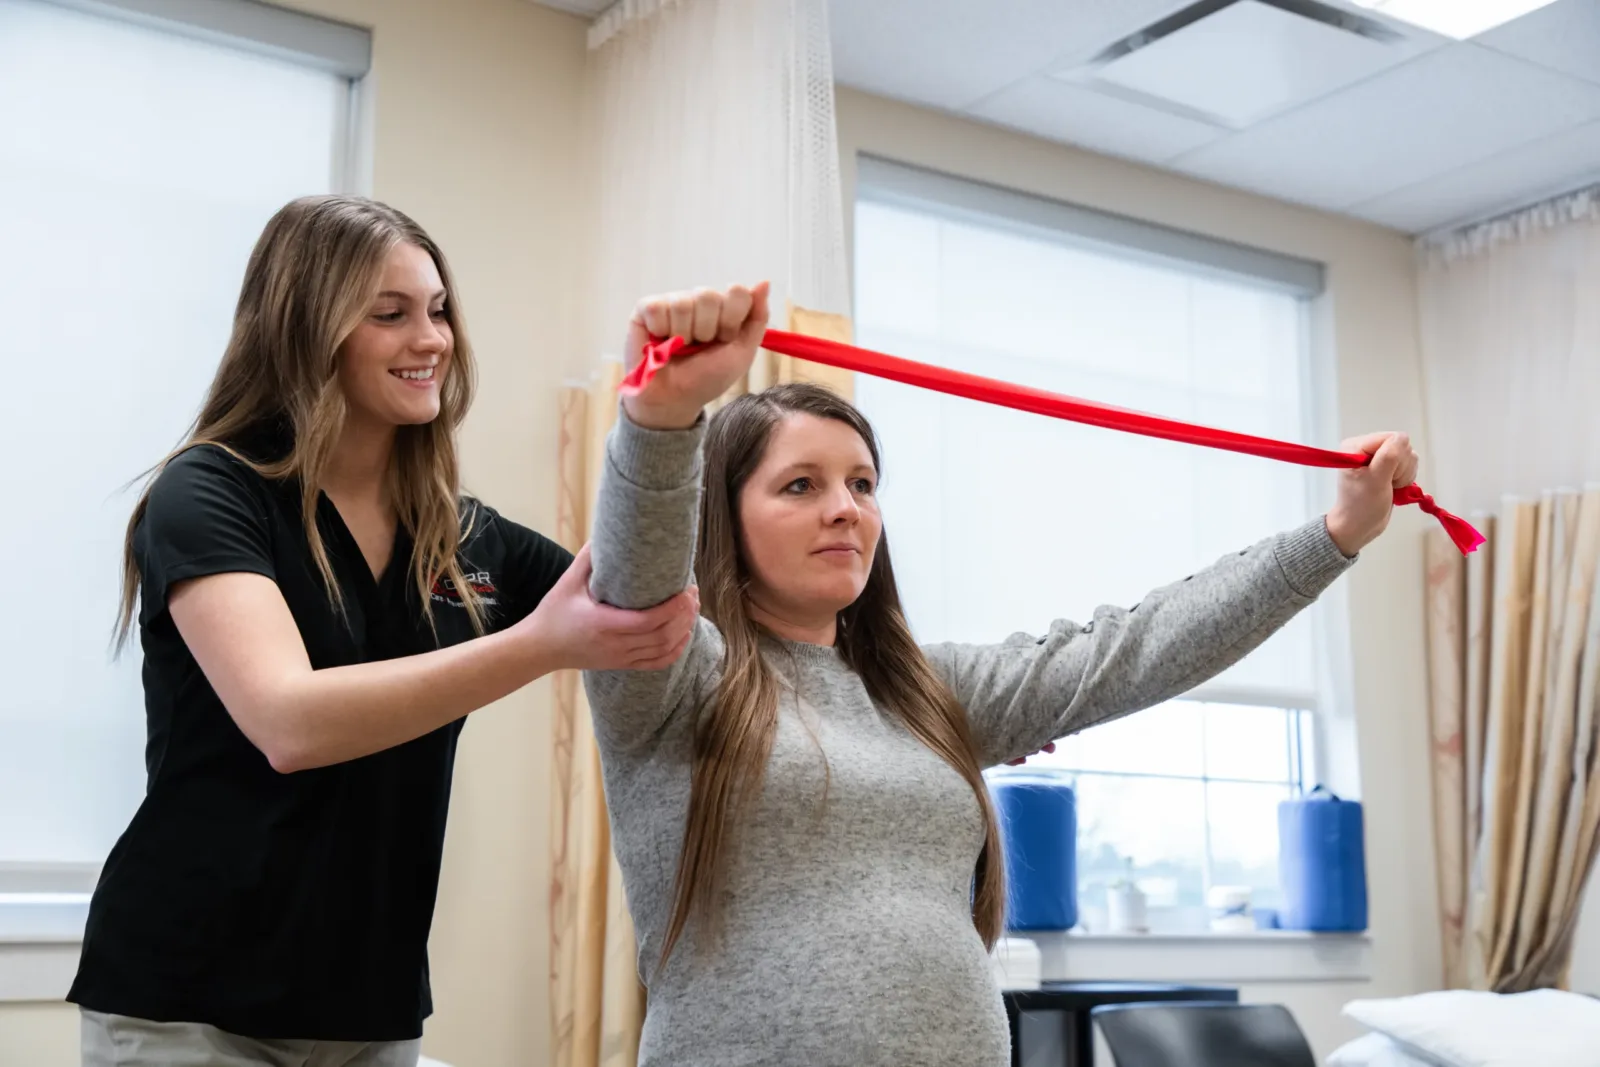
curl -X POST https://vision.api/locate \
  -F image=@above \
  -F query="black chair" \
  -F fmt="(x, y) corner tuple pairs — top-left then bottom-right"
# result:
(1091, 1003), (1316, 1067)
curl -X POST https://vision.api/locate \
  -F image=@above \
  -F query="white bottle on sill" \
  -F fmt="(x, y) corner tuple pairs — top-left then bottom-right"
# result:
(1207, 885), (1255, 933)
(1106, 860), (1148, 934)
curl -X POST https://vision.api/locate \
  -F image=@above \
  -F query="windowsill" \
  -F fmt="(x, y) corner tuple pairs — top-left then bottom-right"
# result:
(0, 895), (89, 1002)
(1024, 928), (1373, 985)
(0, 901), (1372, 1001)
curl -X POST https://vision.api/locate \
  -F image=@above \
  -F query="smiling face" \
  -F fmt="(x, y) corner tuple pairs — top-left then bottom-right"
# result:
(735, 411), (884, 632)
(335, 241), (453, 430)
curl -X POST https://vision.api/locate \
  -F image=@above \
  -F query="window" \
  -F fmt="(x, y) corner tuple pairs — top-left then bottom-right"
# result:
(1016, 702), (1314, 933)
(0, 0), (367, 903)
(851, 158), (1332, 934)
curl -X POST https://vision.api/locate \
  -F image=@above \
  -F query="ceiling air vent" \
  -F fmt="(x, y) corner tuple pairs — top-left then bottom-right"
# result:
(1051, 0), (1426, 129)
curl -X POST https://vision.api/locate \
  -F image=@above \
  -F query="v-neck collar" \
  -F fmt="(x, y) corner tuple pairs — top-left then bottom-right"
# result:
(315, 492), (406, 595)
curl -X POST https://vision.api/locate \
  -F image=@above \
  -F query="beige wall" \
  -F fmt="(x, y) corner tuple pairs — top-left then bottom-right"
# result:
(0, 2), (591, 1066)
(835, 87), (1442, 1059)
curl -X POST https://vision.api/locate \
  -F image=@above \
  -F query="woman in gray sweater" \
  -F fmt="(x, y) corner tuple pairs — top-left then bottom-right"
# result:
(584, 282), (1416, 1066)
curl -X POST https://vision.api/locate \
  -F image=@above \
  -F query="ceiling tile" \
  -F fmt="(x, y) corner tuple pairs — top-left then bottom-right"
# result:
(1168, 42), (1600, 211)
(966, 75), (1226, 162)
(829, 0), (1192, 110)
(1351, 119), (1600, 231)
(1477, 0), (1600, 86)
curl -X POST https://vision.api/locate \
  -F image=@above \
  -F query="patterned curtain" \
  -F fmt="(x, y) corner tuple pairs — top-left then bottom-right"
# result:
(549, 359), (642, 1067)
(1425, 490), (1600, 990)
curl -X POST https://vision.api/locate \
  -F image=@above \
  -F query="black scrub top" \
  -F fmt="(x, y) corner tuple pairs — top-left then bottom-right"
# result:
(69, 433), (572, 1041)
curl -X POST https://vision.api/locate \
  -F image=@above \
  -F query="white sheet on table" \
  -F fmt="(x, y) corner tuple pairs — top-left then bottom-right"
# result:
(1327, 1032), (1441, 1067)
(1341, 989), (1600, 1067)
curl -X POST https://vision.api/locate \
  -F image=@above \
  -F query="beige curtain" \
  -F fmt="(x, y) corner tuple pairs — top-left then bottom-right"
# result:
(549, 309), (853, 1067)
(549, 359), (642, 1067)
(1424, 489), (1600, 991)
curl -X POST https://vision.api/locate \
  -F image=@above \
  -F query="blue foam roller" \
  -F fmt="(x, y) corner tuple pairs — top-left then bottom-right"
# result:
(1278, 787), (1368, 932)
(990, 774), (1077, 931)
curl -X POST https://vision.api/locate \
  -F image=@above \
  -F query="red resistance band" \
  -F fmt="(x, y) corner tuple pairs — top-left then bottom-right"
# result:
(621, 329), (1485, 555)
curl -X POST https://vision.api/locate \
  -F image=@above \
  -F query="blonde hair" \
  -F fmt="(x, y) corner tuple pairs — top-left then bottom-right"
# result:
(659, 383), (1005, 966)
(116, 195), (485, 646)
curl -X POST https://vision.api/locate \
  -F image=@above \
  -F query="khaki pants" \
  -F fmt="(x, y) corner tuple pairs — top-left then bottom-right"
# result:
(80, 1010), (423, 1067)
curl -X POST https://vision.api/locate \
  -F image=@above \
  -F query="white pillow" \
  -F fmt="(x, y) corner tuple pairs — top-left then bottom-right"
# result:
(1327, 1033), (1446, 1067)
(1343, 989), (1600, 1067)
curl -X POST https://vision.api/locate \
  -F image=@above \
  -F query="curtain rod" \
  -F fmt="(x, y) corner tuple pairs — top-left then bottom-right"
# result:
(1417, 179), (1600, 266)
(588, 0), (683, 51)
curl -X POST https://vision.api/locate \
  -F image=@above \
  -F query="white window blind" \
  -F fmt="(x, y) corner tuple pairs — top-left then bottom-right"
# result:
(0, 0), (357, 872)
(852, 164), (1331, 930)
(853, 181), (1319, 700)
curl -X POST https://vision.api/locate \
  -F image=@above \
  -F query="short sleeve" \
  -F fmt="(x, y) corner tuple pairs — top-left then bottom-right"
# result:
(463, 503), (573, 631)
(135, 446), (276, 626)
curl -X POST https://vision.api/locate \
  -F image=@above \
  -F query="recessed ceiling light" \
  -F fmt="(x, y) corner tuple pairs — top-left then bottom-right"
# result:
(1348, 0), (1560, 39)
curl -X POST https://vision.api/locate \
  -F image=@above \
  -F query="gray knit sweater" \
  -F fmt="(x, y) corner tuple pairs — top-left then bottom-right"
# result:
(584, 410), (1354, 1067)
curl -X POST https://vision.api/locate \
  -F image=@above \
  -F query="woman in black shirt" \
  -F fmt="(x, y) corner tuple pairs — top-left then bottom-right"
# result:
(68, 196), (696, 1066)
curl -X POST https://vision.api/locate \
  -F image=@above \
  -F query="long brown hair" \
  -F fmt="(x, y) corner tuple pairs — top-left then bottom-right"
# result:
(116, 195), (485, 646)
(659, 382), (1005, 965)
